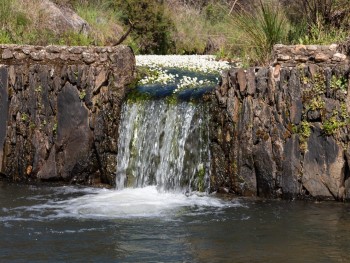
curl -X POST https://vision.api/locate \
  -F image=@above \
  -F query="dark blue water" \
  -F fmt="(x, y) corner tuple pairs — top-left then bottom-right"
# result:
(1, 182), (350, 262)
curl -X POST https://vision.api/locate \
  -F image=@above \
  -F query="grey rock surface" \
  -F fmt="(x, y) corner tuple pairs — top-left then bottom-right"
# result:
(210, 44), (350, 200)
(0, 44), (135, 187)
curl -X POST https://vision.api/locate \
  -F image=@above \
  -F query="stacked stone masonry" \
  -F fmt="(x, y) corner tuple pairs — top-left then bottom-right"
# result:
(211, 43), (350, 201)
(272, 44), (349, 67)
(0, 44), (135, 186)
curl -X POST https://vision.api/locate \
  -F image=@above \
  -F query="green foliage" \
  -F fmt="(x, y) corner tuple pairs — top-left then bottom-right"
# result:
(1, 0), (349, 62)
(196, 164), (206, 192)
(309, 96), (325, 111)
(330, 75), (348, 91)
(79, 90), (86, 100)
(322, 105), (349, 136)
(231, 0), (289, 65)
(113, 0), (174, 54)
(204, 2), (226, 24)
(300, 121), (311, 138)
(295, 120), (312, 153)
(21, 113), (28, 122)
(0, 0), (95, 46)
(53, 123), (58, 134)
(127, 89), (152, 103)
(322, 116), (345, 136)
(75, 1), (123, 45)
(0, 31), (11, 44)
(283, 0), (350, 45)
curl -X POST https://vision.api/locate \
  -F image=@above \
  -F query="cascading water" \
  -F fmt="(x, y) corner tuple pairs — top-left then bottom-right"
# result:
(113, 55), (228, 194)
(115, 99), (211, 193)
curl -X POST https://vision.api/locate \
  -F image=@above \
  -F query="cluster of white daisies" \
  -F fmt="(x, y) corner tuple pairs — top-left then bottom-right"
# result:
(136, 55), (230, 93)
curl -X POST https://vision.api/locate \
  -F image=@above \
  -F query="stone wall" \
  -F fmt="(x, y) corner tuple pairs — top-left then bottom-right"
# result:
(0, 44), (135, 186)
(272, 44), (348, 67)
(210, 44), (350, 200)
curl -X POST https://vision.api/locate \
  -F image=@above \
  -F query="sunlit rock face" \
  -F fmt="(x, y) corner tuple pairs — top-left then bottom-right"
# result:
(0, 45), (135, 186)
(210, 44), (350, 201)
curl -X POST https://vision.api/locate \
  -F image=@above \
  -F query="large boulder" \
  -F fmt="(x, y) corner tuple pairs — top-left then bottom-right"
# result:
(35, 0), (90, 35)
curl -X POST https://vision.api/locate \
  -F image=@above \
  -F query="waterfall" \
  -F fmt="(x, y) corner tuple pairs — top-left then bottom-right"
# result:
(115, 99), (210, 193)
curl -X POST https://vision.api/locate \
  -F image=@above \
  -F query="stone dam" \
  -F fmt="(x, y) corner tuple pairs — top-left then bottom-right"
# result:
(1, 43), (350, 201)
(0, 44), (135, 187)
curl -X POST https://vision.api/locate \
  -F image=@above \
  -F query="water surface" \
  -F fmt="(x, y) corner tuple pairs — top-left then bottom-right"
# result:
(1, 183), (350, 263)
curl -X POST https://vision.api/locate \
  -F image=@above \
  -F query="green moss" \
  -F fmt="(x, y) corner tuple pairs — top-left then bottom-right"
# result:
(166, 94), (178, 105)
(330, 75), (348, 91)
(322, 107), (349, 136)
(308, 96), (325, 111)
(53, 123), (58, 134)
(323, 116), (345, 136)
(292, 120), (311, 153)
(21, 113), (28, 122)
(232, 160), (238, 176)
(196, 164), (206, 192)
(291, 124), (298, 134)
(79, 90), (86, 100)
(313, 73), (327, 95)
(35, 85), (42, 93)
(127, 89), (151, 103)
(300, 121), (311, 138)
(29, 122), (36, 131)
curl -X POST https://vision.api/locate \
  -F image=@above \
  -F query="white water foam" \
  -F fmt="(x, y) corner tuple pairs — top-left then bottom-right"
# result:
(1, 186), (238, 221)
(52, 186), (234, 219)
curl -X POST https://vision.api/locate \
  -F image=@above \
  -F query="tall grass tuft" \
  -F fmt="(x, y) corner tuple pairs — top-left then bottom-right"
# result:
(75, 1), (124, 46)
(231, 0), (289, 65)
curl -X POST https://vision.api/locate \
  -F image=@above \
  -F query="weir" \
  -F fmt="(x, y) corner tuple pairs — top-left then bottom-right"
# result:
(115, 99), (210, 193)
(2, 43), (350, 201)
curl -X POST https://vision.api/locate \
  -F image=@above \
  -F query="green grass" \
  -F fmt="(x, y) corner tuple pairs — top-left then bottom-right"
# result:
(229, 0), (289, 65)
(75, 1), (124, 46)
(0, 0), (349, 65)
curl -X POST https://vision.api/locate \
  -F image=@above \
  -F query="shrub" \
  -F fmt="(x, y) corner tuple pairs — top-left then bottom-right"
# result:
(282, 0), (350, 44)
(113, 0), (174, 54)
(230, 0), (289, 65)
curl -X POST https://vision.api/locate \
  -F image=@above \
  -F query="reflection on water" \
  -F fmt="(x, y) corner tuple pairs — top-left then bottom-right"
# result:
(1, 182), (350, 262)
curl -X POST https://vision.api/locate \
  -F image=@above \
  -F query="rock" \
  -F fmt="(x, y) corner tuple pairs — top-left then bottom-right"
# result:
(0, 44), (135, 186)
(52, 83), (92, 180)
(94, 69), (108, 94)
(30, 51), (46, 61)
(14, 52), (27, 60)
(302, 125), (345, 199)
(38, 0), (90, 35)
(2, 49), (13, 59)
(82, 52), (96, 64)
(332, 53), (347, 62)
(287, 69), (302, 124)
(237, 69), (247, 93)
(315, 53), (329, 62)
(246, 69), (256, 95)
(253, 138), (276, 198)
(211, 46), (350, 201)
(277, 54), (291, 61)
(329, 44), (338, 51)
(0, 66), (8, 171)
(281, 135), (302, 196)
(295, 55), (308, 62)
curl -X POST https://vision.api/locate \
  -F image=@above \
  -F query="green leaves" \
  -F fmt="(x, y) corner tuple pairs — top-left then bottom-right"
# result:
(113, 0), (174, 54)
(231, 0), (289, 65)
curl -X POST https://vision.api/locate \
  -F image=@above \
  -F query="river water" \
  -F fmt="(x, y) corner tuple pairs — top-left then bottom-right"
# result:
(1, 182), (350, 262)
